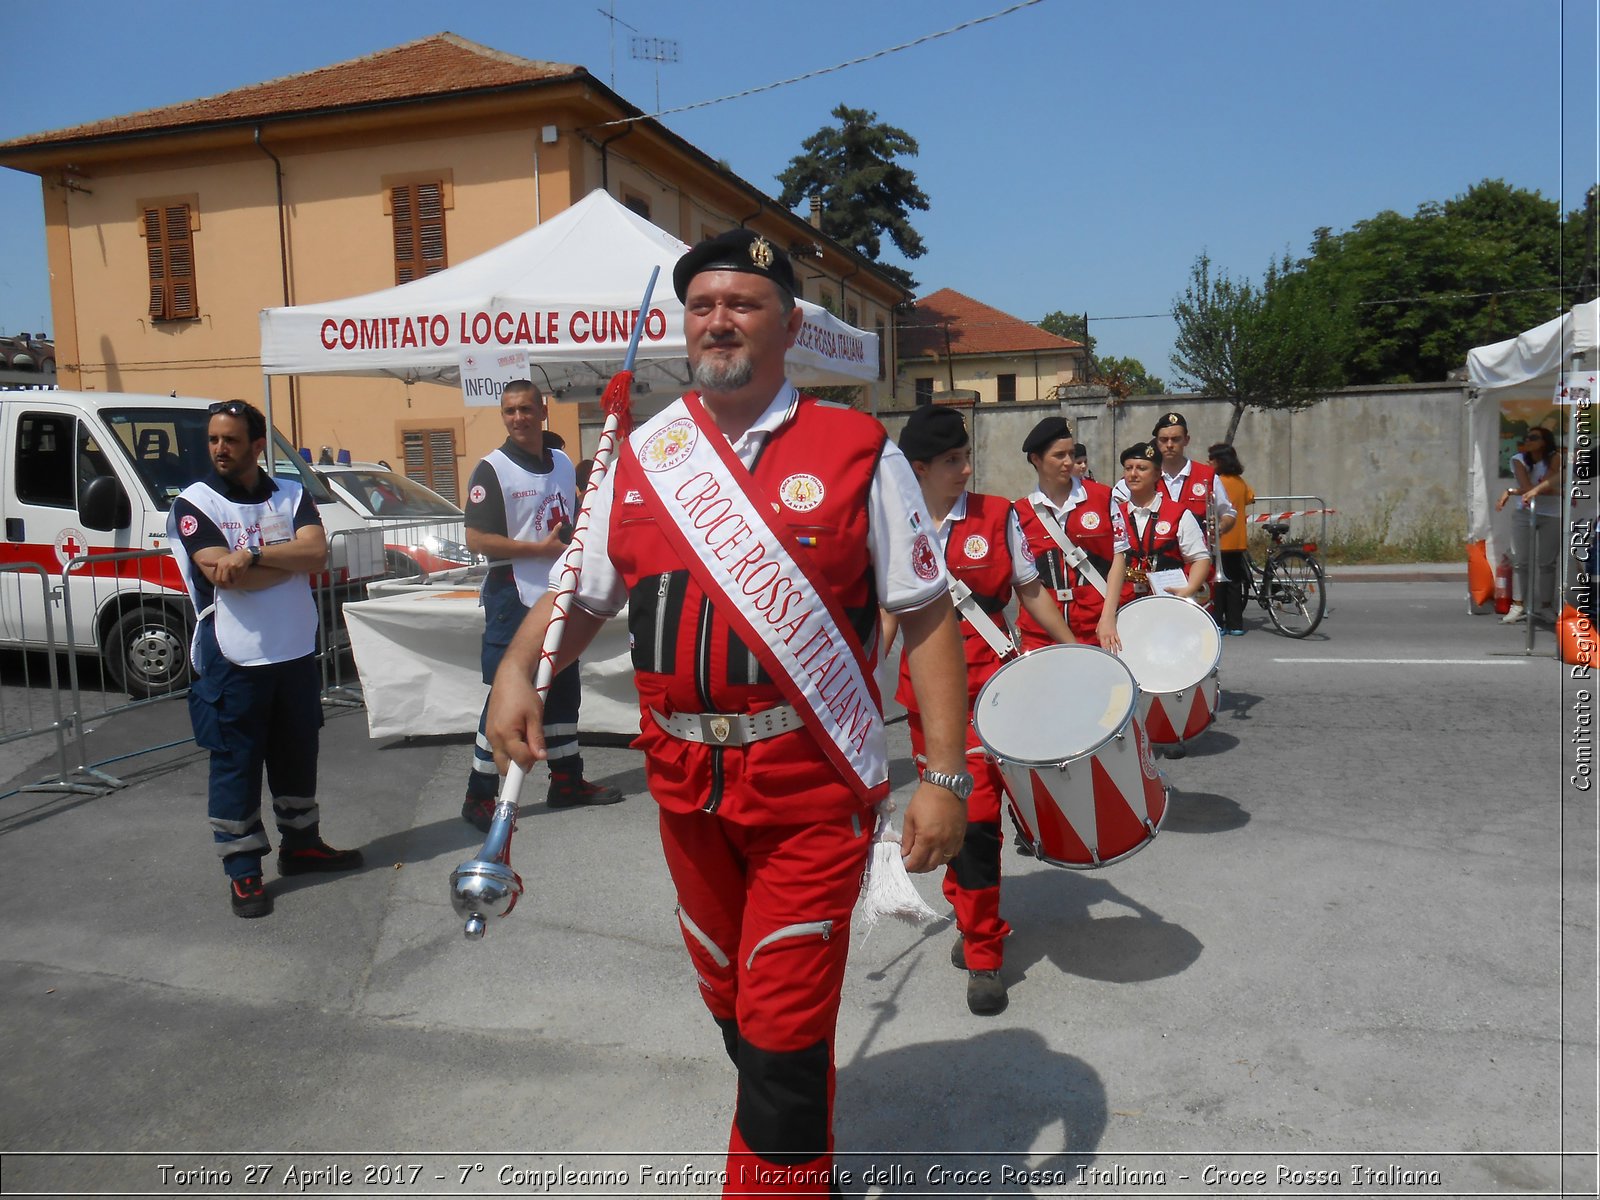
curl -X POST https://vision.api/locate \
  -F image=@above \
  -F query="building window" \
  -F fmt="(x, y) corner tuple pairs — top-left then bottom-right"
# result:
(914, 378), (934, 406)
(402, 428), (459, 504)
(622, 189), (651, 220)
(143, 203), (198, 321)
(846, 302), (859, 327)
(875, 318), (886, 380)
(997, 373), (1017, 404)
(819, 288), (838, 316)
(391, 182), (448, 284)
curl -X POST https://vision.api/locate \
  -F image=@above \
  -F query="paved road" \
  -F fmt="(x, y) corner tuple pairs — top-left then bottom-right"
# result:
(0, 582), (1592, 1198)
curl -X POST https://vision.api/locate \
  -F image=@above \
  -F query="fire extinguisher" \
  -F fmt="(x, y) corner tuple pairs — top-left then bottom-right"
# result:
(1494, 553), (1514, 615)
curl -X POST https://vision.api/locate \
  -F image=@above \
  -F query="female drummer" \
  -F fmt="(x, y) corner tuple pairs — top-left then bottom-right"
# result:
(1102, 441), (1213, 622)
(883, 404), (1074, 1017)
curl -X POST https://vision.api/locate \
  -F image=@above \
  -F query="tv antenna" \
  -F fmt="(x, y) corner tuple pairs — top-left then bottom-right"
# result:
(629, 34), (680, 114)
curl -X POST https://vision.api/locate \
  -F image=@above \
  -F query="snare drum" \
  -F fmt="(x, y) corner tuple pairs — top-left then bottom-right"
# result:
(971, 644), (1167, 869)
(1115, 595), (1222, 746)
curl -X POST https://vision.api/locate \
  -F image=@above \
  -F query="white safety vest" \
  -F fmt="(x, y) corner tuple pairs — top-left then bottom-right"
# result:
(483, 447), (575, 606)
(168, 478), (318, 667)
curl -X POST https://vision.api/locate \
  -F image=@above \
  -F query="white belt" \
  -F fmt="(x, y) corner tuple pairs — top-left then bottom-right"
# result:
(651, 704), (804, 746)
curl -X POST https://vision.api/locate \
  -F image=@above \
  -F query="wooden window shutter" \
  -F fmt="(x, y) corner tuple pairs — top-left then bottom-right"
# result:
(144, 203), (197, 320)
(402, 428), (459, 504)
(393, 182), (448, 285)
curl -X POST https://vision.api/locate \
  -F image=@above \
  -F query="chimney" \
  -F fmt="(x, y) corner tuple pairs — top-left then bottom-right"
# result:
(809, 195), (823, 230)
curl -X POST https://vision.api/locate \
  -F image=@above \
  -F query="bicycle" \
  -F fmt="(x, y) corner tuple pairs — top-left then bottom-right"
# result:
(1238, 521), (1327, 637)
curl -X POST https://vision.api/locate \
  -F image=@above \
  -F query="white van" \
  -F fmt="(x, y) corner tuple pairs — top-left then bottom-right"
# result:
(0, 390), (383, 696)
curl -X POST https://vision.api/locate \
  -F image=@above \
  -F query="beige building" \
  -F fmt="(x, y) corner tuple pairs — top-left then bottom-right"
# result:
(895, 288), (1086, 408)
(0, 33), (907, 502)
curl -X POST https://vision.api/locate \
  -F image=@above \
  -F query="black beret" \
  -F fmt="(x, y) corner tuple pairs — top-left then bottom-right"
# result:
(1072, 441), (1088, 458)
(673, 229), (796, 301)
(1121, 441), (1161, 466)
(898, 404), (969, 462)
(1152, 410), (1188, 435)
(1021, 416), (1073, 457)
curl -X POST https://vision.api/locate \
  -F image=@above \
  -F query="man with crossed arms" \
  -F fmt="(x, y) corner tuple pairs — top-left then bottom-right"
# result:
(487, 230), (967, 1197)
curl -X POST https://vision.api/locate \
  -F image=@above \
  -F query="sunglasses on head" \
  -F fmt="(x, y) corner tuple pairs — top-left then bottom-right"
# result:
(208, 401), (250, 417)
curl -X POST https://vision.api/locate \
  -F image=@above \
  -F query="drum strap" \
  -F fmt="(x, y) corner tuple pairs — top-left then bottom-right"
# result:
(1035, 508), (1109, 597)
(948, 577), (1016, 659)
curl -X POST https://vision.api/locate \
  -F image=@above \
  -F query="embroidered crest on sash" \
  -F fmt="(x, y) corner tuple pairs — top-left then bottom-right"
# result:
(640, 418), (698, 472)
(1155, 520), (1172, 536)
(963, 534), (989, 560)
(912, 533), (940, 581)
(469, 484), (487, 504)
(779, 473), (825, 512)
(1080, 511), (1101, 531)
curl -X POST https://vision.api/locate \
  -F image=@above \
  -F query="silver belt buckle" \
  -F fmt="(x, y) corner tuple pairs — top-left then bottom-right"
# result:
(707, 715), (733, 744)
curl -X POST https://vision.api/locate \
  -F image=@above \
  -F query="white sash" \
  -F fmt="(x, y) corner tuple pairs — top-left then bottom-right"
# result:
(1035, 505), (1108, 598)
(625, 395), (887, 803)
(947, 577), (1016, 659)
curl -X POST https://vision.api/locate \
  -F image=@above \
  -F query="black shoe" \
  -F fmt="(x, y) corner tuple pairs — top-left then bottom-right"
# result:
(547, 778), (625, 809)
(278, 838), (364, 876)
(230, 874), (272, 918)
(966, 969), (1008, 1015)
(950, 937), (967, 970)
(461, 794), (495, 833)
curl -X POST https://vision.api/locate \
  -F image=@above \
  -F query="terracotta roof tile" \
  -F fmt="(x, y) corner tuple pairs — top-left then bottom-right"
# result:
(898, 287), (1082, 360)
(0, 33), (583, 150)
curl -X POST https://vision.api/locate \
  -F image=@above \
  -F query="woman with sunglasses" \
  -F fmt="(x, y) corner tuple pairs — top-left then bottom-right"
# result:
(1495, 427), (1561, 624)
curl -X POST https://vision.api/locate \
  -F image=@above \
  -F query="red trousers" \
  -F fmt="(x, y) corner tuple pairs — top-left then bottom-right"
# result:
(907, 711), (1011, 972)
(660, 807), (870, 1198)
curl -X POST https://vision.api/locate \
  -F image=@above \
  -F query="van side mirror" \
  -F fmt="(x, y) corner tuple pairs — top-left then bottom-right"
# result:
(81, 475), (132, 531)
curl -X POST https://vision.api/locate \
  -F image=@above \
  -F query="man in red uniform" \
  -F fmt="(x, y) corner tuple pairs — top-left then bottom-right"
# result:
(888, 405), (1073, 1015)
(1113, 410), (1236, 539)
(487, 231), (969, 1197)
(1013, 417), (1133, 652)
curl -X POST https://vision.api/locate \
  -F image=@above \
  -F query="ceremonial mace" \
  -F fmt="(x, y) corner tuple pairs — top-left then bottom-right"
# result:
(450, 268), (659, 939)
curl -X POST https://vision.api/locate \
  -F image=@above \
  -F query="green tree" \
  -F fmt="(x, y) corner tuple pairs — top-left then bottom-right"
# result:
(1095, 355), (1166, 396)
(1039, 310), (1095, 357)
(1297, 179), (1574, 383)
(777, 105), (929, 291)
(1169, 252), (1345, 442)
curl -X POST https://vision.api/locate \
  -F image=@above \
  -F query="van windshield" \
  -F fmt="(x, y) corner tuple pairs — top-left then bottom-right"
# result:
(101, 408), (336, 509)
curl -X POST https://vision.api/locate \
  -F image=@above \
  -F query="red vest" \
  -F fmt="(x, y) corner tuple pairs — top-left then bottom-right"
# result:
(897, 491), (1012, 710)
(1014, 482), (1132, 644)
(1119, 495), (1193, 578)
(1167, 460), (1221, 526)
(609, 396), (882, 717)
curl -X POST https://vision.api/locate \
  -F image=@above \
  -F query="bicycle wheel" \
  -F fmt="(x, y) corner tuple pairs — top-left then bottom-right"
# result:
(1263, 549), (1327, 637)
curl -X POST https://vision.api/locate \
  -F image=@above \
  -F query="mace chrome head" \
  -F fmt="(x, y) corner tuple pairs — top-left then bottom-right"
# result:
(449, 858), (523, 940)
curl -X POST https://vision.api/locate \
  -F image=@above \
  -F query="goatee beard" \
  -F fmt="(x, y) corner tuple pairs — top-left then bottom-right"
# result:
(692, 354), (754, 393)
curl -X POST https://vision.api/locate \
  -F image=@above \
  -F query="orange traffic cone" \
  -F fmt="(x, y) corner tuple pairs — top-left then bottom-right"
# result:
(1557, 605), (1598, 668)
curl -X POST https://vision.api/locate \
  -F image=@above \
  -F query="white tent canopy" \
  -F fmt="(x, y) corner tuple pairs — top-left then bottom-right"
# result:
(259, 189), (879, 393)
(1463, 299), (1597, 545)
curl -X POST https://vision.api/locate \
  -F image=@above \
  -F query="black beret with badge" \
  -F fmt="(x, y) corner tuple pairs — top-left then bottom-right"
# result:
(1152, 410), (1188, 435)
(673, 228), (797, 301)
(1121, 441), (1161, 466)
(1021, 415), (1073, 457)
(898, 404), (969, 462)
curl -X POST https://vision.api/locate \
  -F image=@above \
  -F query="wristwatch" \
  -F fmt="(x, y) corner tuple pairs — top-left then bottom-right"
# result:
(248, 545), (262, 567)
(922, 767), (975, 801)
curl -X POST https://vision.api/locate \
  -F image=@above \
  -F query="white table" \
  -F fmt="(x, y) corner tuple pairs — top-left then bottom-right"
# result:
(343, 583), (637, 740)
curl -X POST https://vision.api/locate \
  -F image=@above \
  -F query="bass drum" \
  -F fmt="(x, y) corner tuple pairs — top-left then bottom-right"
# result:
(971, 644), (1167, 869)
(1115, 595), (1222, 745)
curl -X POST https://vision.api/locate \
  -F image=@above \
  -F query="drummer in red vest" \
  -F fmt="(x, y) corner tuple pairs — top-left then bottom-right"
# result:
(1104, 441), (1213, 616)
(1013, 417), (1135, 654)
(1113, 410), (1237, 540)
(885, 404), (1075, 1016)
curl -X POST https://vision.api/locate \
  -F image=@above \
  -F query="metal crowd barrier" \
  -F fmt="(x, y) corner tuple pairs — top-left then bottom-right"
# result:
(0, 562), (80, 793)
(0, 522), (477, 798)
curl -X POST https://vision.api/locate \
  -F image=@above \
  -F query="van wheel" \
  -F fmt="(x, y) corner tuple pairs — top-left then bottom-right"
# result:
(106, 606), (192, 698)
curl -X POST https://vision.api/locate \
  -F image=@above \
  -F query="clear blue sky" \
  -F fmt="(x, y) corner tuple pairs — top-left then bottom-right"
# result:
(1, 0), (1594, 383)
